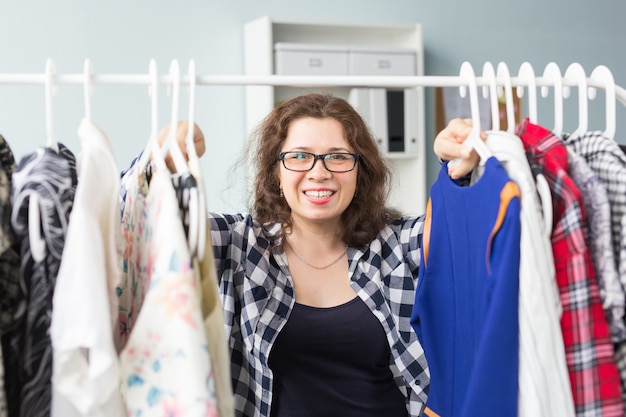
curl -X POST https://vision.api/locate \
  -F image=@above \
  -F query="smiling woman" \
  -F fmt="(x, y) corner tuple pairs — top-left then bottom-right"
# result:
(118, 91), (481, 417)
(191, 92), (481, 417)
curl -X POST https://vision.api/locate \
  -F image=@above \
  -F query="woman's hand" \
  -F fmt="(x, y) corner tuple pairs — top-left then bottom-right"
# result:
(433, 118), (487, 179)
(157, 121), (206, 172)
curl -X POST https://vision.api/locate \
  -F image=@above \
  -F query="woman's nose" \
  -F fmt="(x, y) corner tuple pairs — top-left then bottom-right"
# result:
(308, 157), (331, 177)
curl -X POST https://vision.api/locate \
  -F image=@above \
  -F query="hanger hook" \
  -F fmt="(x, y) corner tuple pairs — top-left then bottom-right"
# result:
(481, 61), (499, 131)
(540, 62), (563, 136)
(563, 63), (588, 137)
(453, 61), (491, 165)
(44, 58), (58, 152)
(515, 62), (538, 124)
(459, 62), (481, 132)
(149, 59), (159, 138)
(588, 65), (616, 140)
(168, 59), (181, 136)
(136, 59), (167, 173)
(162, 59), (188, 173)
(185, 59), (206, 261)
(83, 58), (93, 121)
(186, 59), (197, 154)
(496, 62), (515, 134)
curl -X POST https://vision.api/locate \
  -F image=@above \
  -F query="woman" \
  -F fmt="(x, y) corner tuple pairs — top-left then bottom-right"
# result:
(175, 93), (479, 417)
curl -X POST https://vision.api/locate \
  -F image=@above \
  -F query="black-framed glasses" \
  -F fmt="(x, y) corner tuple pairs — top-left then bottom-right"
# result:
(278, 151), (359, 173)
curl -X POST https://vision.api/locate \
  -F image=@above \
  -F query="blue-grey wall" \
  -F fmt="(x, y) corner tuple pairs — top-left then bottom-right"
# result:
(0, 0), (624, 213)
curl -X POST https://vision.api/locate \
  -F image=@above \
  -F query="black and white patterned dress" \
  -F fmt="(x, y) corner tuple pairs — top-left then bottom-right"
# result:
(2, 143), (77, 417)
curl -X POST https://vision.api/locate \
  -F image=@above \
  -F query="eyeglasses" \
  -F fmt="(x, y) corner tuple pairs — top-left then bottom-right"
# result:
(278, 151), (359, 173)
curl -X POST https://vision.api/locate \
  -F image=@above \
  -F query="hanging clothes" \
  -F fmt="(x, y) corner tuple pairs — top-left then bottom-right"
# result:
(563, 131), (626, 304)
(563, 130), (626, 409)
(3, 143), (77, 417)
(194, 221), (235, 417)
(565, 147), (626, 343)
(516, 118), (623, 416)
(471, 131), (575, 416)
(187, 149), (235, 417)
(117, 161), (218, 416)
(0, 134), (20, 332)
(410, 156), (521, 417)
(50, 119), (125, 417)
(0, 134), (20, 417)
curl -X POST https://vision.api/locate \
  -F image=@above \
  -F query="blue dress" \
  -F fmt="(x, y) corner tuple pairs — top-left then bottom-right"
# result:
(411, 156), (521, 417)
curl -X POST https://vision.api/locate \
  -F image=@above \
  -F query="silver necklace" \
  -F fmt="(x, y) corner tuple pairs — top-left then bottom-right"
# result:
(285, 240), (348, 270)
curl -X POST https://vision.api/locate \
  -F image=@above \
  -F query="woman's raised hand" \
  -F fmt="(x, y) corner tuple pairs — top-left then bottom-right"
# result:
(433, 118), (487, 179)
(157, 121), (206, 172)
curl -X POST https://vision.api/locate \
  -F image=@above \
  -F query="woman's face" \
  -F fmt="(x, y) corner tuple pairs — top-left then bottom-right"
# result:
(278, 117), (358, 229)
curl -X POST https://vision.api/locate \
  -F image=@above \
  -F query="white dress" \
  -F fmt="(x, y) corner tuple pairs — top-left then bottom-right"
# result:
(50, 118), (126, 417)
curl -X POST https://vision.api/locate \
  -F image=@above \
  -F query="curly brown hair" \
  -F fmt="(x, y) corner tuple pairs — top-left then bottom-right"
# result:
(248, 93), (401, 247)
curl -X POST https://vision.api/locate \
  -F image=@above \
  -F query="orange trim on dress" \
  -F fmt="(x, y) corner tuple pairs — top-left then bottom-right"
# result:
(485, 181), (520, 275)
(423, 406), (441, 417)
(423, 198), (432, 267)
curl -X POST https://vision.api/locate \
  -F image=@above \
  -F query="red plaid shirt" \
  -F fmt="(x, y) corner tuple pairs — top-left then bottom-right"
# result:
(517, 119), (623, 416)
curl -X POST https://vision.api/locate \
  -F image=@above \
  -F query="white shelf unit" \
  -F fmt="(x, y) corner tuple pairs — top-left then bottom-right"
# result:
(243, 16), (426, 215)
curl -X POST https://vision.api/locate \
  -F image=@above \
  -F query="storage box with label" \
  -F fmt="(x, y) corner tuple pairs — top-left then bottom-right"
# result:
(274, 43), (349, 75)
(348, 46), (416, 76)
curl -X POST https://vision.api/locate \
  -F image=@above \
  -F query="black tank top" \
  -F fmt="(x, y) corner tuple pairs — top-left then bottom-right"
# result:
(268, 297), (408, 417)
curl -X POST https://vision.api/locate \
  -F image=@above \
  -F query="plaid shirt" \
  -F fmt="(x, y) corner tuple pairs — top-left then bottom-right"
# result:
(564, 131), (626, 410)
(566, 148), (626, 344)
(517, 119), (623, 417)
(564, 131), (626, 307)
(209, 212), (429, 417)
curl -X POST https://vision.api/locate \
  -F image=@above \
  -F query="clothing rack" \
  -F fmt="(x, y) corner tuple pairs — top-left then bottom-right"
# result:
(0, 67), (625, 106)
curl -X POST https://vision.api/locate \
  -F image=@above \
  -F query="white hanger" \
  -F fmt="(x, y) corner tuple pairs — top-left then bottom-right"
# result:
(515, 62), (538, 124)
(83, 58), (93, 121)
(44, 58), (59, 153)
(185, 59), (206, 261)
(136, 59), (167, 173)
(450, 61), (491, 167)
(160, 59), (189, 174)
(496, 62), (516, 134)
(562, 62), (588, 137)
(186, 60), (198, 159)
(588, 65), (616, 140)
(540, 62), (564, 137)
(30, 59), (59, 263)
(28, 193), (46, 263)
(481, 61), (499, 131)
